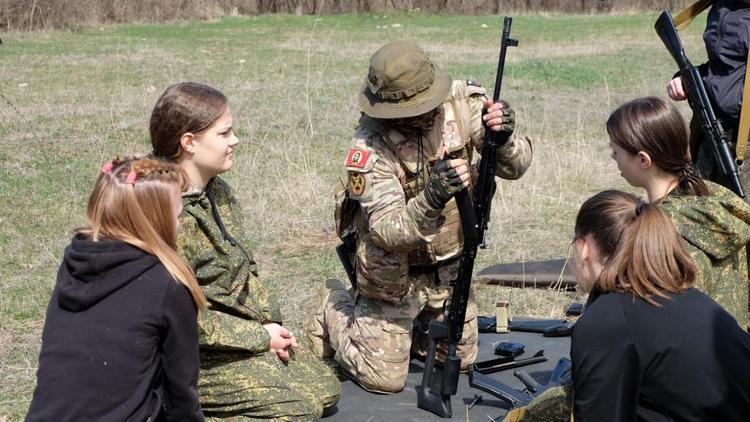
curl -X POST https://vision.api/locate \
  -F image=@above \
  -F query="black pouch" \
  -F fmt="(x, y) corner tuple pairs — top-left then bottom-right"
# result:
(477, 315), (496, 333)
(494, 341), (525, 358)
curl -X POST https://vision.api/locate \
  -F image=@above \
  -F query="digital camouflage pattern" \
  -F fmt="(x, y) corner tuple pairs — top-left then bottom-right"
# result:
(309, 80), (532, 393)
(502, 385), (573, 422)
(660, 180), (750, 329)
(179, 177), (340, 420)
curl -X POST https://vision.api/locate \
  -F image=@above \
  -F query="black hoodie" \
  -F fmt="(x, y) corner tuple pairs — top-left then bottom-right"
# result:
(26, 234), (203, 422)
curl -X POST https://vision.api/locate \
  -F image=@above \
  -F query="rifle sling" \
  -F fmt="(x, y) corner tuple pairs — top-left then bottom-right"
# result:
(735, 55), (750, 162)
(673, 0), (712, 31)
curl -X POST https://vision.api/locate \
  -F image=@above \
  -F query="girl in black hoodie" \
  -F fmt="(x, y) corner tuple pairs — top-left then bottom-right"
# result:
(27, 157), (207, 422)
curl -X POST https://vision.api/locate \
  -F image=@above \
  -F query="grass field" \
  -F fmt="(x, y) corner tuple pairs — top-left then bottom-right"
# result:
(0, 11), (707, 419)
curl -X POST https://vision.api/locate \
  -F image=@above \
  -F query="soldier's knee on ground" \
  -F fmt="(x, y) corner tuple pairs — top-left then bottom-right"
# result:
(350, 366), (408, 394)
(306, 278), (352, 358)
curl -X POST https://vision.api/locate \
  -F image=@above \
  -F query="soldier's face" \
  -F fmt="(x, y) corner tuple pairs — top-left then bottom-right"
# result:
(391, 107), (442, 134)
(609, 141), (645, 188)
(192, 107), (239, 178)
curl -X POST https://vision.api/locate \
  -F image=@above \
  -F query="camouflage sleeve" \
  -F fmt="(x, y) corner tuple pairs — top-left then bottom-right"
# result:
(467, 94), (533, 180)
(197, 309), (270, 353)
(353, 153), (443, 253)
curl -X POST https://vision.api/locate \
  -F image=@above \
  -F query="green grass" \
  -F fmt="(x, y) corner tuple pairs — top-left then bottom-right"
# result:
(0, 11), (708, 419)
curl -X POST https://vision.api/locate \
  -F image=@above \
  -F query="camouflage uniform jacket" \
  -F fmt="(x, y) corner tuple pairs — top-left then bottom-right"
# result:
(178, 177), (282, 353)
(345, 80), (533, 302)
(660, 181), (750, 328)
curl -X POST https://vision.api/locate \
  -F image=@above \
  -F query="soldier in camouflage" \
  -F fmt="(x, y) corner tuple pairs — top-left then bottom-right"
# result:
(150, 82), (340, 420)
(307, 40), (533, 393)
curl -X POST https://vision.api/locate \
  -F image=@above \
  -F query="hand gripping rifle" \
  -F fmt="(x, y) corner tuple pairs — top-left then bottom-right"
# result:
(416, 16), (518, 418)
(654, 10), (745, 198)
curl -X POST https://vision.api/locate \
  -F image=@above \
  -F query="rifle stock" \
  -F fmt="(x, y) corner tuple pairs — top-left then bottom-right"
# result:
(654, 10), (745, 198)
(416, 16), (518, 418)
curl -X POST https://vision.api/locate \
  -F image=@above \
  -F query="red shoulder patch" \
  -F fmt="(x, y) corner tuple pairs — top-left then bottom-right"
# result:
(345, 149), (371, 169)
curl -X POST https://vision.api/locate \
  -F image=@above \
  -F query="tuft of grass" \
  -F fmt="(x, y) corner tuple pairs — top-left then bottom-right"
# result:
(0, 11), (709, 418)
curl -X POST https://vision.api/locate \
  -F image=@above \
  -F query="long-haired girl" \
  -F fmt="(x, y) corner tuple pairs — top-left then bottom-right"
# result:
(150, 82), (339, 420)
(572, 190), (750, 421)
(27, 156), (205, 422)
(607, 96), (750, 328)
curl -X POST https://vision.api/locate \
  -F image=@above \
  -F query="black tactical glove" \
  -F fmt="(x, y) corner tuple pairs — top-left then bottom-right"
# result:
(423, 160), (467, 209)
(485, 100), (515, 139)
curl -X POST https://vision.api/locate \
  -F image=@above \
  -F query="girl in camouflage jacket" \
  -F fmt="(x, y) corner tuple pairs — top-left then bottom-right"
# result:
(150, 82), (340, 421)
(607, 96), (750, 329)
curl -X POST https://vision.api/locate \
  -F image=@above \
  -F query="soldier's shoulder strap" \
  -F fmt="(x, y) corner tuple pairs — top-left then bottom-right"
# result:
(448, 79), (486, 145)
(735, 53), (750, 161)
(674, 0), (712, 31)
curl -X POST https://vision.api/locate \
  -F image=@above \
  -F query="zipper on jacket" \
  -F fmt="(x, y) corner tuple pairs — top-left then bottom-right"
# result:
(205, 185), (270, 323)
(205, 187), (257, 277)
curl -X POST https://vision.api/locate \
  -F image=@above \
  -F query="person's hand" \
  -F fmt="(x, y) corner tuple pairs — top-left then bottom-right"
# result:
(423, 159), (470, 209)
(666, 76), (687, 101)
(483, 99), (515, 136)
(263, 323), (298, 363)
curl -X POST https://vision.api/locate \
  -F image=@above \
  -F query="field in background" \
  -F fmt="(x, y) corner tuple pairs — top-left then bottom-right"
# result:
(0, 11), (706, 419)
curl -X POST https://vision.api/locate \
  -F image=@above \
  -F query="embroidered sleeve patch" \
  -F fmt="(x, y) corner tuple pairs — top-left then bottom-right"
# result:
(345, 148), (371, 169)
(349, 173), (366, 196)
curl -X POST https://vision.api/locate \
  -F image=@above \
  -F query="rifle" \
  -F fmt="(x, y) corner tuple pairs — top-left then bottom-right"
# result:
(416, 16), (518, 418)
(336, 230), (357, 290)
(654, 10), (745, 198)
(469, 358), (572, 410)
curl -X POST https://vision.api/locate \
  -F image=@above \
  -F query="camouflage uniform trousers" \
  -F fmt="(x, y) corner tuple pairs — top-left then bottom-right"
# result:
(319, 272), (478, 394)
(199, 348), (340, 421)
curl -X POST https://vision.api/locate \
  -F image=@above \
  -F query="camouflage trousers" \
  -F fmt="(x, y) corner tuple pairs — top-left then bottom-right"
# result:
(199, 347), (340, 421)
(314, 272), (478, 394)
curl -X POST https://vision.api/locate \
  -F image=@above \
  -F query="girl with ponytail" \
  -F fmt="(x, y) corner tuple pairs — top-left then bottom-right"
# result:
(572, 190), (750, 421)
(607, 96), (750, 329)
(149, 82), (340, 420)
(27, 156), (205, 422)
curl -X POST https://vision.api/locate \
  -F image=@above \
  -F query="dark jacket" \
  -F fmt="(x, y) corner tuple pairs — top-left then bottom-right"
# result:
(701, 0), (749, 124)
(26, 234), (203, 422)
(572, 288), (750, 422)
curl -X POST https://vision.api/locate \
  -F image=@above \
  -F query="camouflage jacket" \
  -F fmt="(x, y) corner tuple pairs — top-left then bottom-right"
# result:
(178, 177), (282, 354)
(660, 181), (750, 328)
(344, 80), (533, 302)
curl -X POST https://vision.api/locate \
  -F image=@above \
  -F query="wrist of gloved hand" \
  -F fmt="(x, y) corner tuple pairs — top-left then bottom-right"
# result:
(484, 100), (515, 141)
(423, 180), (451, 209)
(423, 160), (465, 209)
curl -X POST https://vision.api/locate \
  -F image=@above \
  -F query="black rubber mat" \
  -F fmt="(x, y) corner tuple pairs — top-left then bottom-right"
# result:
(324, 325), (571, 421)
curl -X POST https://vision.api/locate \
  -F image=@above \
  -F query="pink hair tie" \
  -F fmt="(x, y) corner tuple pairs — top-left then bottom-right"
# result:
(101, 162), (114, 175)
(126, 171), (137, 185)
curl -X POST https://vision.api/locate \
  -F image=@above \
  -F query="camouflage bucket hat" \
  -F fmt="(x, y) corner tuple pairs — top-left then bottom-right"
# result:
(358, 40), (451, 119)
